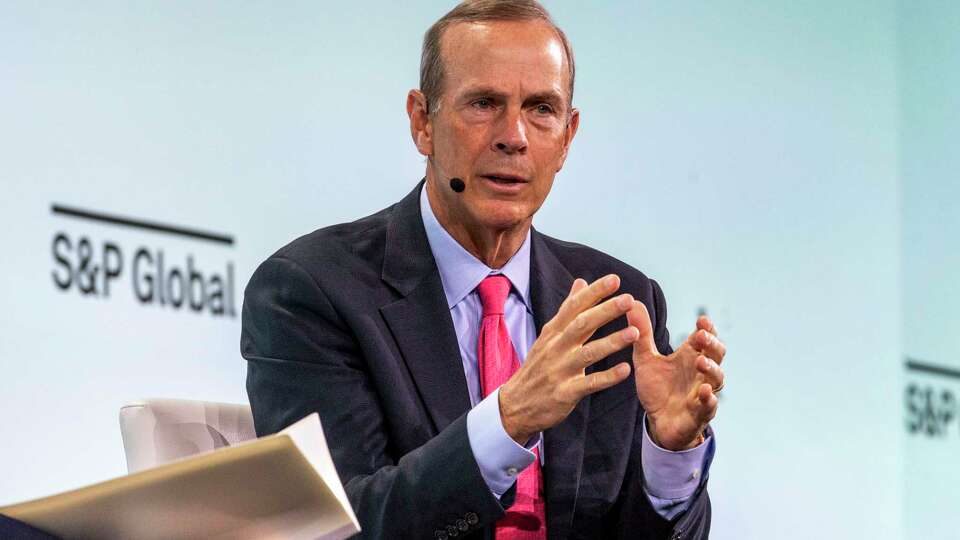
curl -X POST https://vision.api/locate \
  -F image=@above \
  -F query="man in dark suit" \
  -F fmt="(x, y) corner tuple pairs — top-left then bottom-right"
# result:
(243, 1), (727, 539)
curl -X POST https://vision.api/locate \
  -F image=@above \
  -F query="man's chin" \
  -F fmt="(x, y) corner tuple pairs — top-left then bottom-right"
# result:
(470, 204), (532, 232)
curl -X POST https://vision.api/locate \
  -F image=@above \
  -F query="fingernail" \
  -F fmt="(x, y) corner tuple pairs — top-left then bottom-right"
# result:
(605, 275), (618, 288)
(617, 294), (632, 309)
(624, 327), (639, 342)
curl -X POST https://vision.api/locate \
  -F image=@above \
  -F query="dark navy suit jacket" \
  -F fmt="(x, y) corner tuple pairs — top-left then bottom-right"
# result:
(242, 181), (711, 539)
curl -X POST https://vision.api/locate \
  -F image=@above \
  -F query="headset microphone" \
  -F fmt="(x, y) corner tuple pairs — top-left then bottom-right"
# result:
(449, 177), (466, 193)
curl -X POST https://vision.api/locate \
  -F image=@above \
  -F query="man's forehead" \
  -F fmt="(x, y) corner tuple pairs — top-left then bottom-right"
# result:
(440, 20), (569, 96)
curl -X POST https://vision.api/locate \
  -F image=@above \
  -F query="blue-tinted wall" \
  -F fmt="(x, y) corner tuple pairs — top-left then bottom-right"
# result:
(900, 2), (960, 538)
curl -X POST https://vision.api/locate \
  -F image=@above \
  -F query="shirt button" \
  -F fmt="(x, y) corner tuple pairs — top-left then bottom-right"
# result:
(435, 530), (448, 540)
(691, 468), (701, 480)
(507, 467), (518, 476)
(446, 524), (460, 537)
(456, 519), (469, 531)
(465, 512), (479, 525)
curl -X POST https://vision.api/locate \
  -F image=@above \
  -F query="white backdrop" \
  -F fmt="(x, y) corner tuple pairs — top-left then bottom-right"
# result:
(900, 2), (960, 539)
(1, 1), (952, 539)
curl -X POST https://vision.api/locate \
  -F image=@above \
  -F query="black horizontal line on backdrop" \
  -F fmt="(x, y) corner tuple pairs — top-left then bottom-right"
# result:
(51, 204), (234, 246)
(905, 358), (960, 380)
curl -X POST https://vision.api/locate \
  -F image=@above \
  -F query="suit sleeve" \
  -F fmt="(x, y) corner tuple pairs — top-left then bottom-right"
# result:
(606, 278), (712, 540)
(241, 256), (507, 539)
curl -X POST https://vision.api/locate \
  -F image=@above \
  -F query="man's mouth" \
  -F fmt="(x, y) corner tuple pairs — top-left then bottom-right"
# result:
(480, 174), (528, 185)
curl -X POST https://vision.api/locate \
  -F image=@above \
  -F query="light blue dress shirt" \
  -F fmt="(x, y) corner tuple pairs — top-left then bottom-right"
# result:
(419, 185), (715, 520)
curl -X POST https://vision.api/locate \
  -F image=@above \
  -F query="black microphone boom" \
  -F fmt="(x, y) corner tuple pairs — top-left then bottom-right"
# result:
(449, 177), (466, 193)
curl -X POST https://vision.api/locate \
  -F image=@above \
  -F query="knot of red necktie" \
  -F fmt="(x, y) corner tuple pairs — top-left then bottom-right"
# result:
(477, 274), (511, 317)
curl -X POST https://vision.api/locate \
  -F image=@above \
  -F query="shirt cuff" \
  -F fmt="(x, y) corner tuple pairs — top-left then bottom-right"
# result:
(641, 413), (716, 500)
(466, 387), (537, 499)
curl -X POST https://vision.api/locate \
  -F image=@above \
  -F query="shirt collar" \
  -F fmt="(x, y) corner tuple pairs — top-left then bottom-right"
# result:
(419, 183), (532, 311)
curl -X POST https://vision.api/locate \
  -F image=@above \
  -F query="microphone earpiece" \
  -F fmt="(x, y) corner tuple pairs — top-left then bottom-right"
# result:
(449, 177), (466, 193)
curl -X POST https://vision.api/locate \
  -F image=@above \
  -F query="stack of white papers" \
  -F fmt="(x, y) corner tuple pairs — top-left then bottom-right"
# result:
(0, 413), (360, 539)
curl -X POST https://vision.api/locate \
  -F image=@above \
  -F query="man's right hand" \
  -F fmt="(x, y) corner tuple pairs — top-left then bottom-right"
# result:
(498, 274), (638, 444)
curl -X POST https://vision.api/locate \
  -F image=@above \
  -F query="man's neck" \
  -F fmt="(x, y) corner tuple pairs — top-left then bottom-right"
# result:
(424, 179), (530, 269)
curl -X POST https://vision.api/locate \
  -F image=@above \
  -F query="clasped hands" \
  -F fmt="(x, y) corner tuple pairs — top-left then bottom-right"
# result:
(499, 274), (726, 451)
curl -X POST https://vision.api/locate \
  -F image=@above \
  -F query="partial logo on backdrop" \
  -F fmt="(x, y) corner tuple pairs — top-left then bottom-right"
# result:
(50, 204), (237, 318)
(905, 358), (960, 438)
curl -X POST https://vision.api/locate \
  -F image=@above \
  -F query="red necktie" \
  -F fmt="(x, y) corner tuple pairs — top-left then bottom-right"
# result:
(476, 275), (547, 540)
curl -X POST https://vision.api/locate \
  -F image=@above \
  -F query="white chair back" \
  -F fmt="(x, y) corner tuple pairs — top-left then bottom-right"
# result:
(119, 398), (256, 474)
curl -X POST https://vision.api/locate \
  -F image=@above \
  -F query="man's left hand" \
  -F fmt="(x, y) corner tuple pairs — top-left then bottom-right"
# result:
(627, 301), (726, 451)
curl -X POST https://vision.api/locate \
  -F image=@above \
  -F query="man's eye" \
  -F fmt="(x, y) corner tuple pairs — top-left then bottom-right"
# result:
(535, 103), (555, 115)
(473, 98), (493, 109)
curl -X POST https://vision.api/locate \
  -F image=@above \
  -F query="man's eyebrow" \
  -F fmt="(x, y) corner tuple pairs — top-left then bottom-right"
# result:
(524, 91), (565, 106)
(458, 87), (509, 101)
(457, 87), (567, 107)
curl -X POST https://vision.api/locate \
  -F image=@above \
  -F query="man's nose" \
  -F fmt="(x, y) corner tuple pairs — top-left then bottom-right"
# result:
(492, 108), (528, 155)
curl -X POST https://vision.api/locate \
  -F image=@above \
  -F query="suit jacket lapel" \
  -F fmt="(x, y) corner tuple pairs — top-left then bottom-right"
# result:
(379, 187), (587, 536)
(531, 230), (587, 540)
(380, 181), (472, 433)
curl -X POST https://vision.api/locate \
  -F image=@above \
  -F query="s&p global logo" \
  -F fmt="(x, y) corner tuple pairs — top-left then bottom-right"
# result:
(904, 357), (960, 439)
(50, 204), (237, 318)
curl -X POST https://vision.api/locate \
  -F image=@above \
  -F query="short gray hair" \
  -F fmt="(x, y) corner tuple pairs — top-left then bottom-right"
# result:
(419, 0), (576, 115)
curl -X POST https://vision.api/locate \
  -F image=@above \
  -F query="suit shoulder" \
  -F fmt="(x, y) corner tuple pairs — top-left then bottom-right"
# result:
(262, 203), (394, 280)
(537, 232), (663, 296)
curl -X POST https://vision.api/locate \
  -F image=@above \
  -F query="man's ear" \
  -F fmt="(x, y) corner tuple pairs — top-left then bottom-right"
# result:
(406, 90), (433, 157)
(556, 107), (580, 172)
